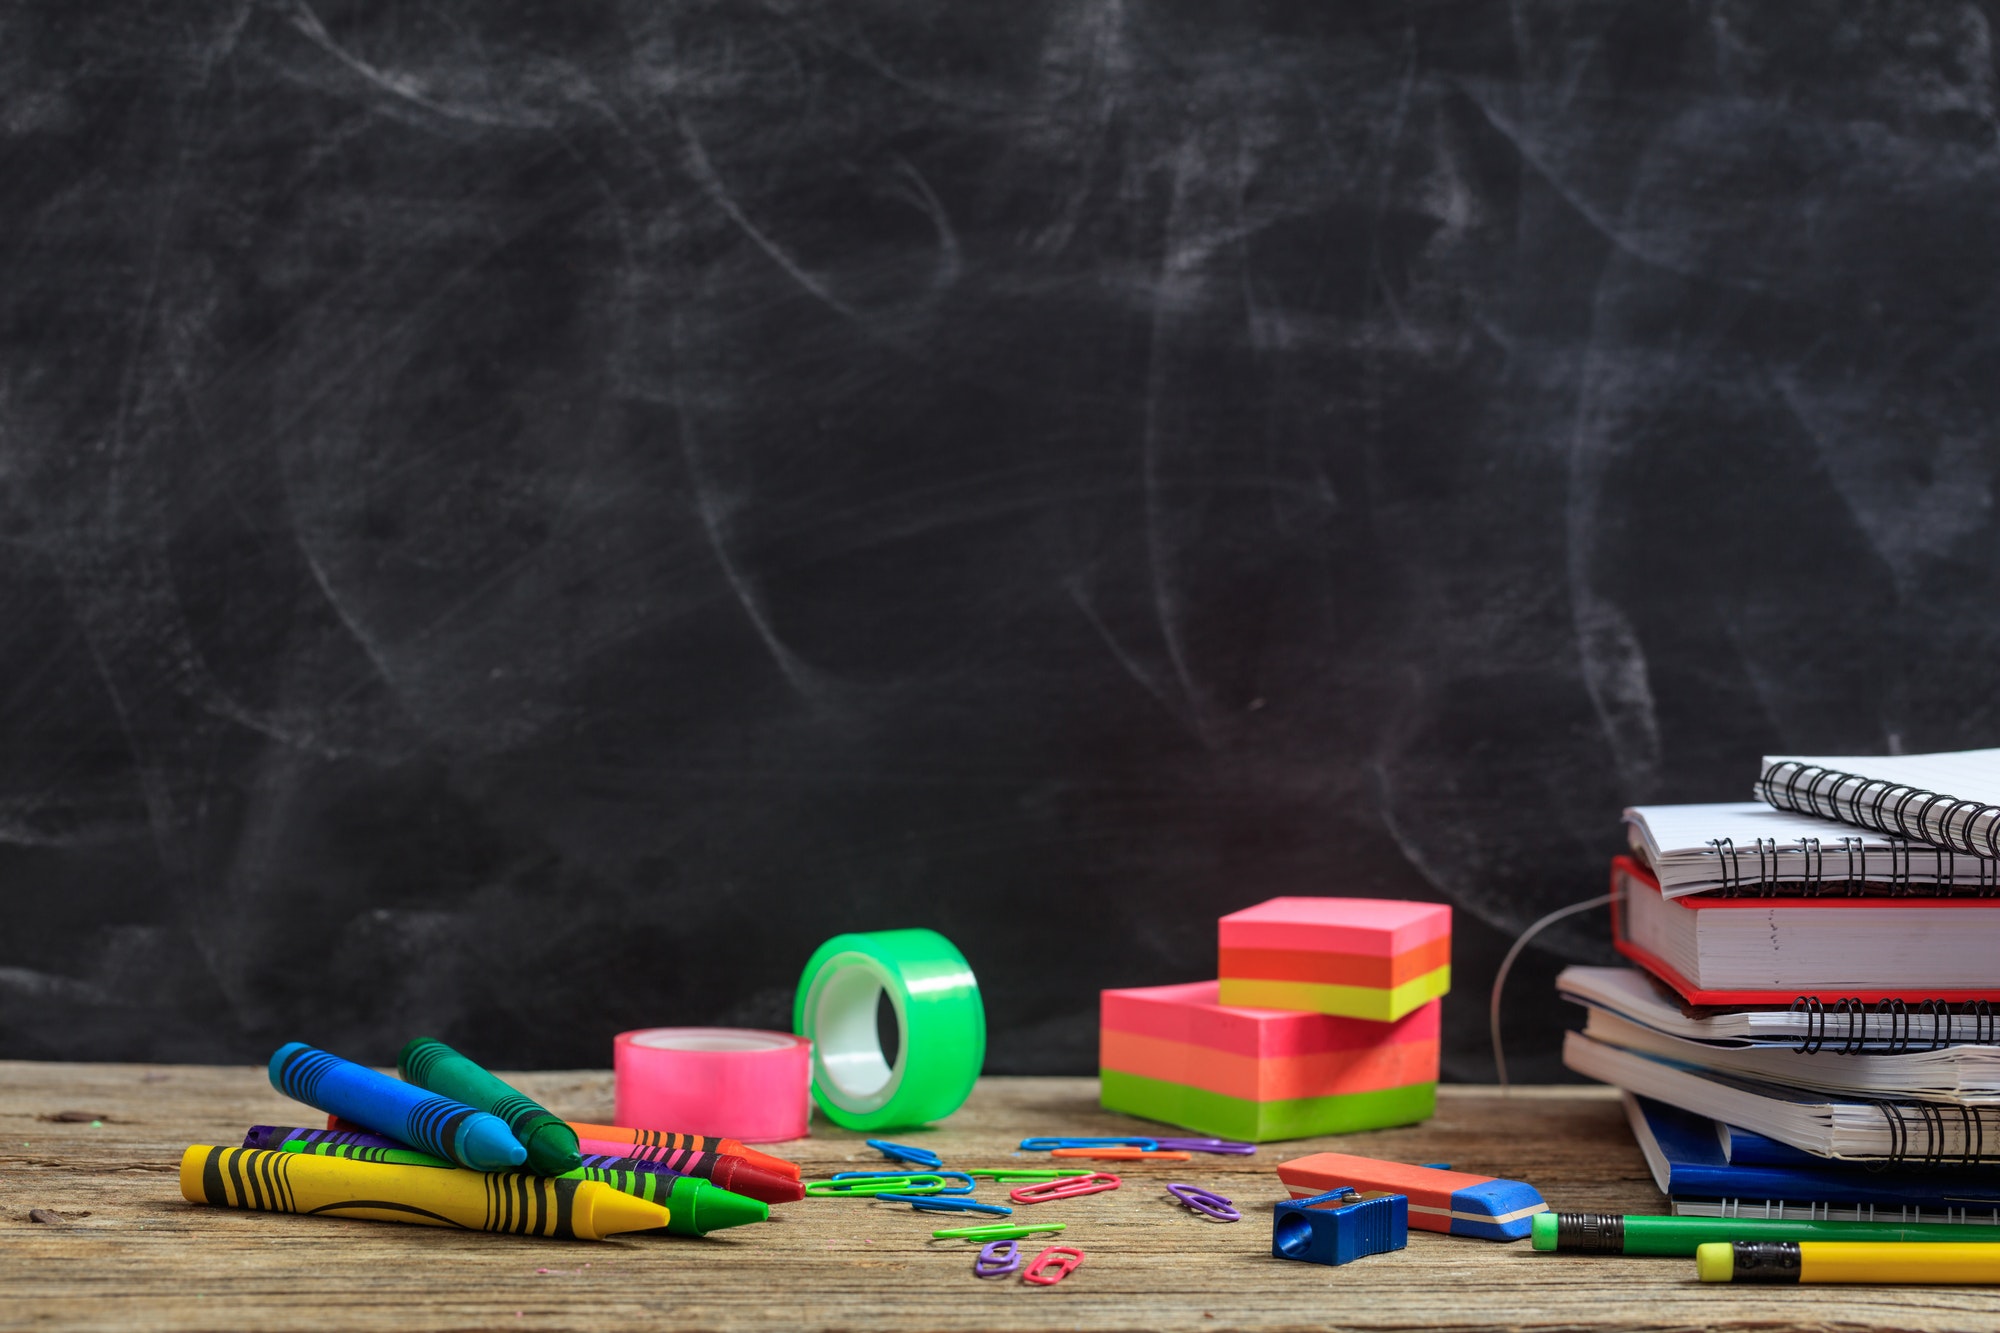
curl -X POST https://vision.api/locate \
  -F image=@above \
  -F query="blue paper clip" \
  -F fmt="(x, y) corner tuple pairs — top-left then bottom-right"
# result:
(1018, 1136), (1159, 1151)
(880, 1194), (1013, 1216)
(866, 1138), (943, 1169)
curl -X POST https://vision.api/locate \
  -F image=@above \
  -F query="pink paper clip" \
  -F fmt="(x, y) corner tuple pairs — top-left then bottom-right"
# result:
(1009, 1172), (1120, 1205)
(1022, 1245), (1085, 1286)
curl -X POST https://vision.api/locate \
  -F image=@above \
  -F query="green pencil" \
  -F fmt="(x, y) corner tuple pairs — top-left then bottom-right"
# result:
(1533, 1211), (2000, 1255)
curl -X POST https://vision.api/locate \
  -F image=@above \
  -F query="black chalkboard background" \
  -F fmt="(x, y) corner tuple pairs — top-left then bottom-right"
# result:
(5, 1), (1998, 1081)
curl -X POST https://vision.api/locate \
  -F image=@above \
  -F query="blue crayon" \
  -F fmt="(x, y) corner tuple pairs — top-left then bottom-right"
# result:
(243, 1124), (403, 1152)
(267, 1043), (526, 1172)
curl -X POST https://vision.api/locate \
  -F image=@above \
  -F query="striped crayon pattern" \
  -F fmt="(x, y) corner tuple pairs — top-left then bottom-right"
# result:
(400, 1039), (566, 1147)
(271, 1045), (478, 1165)
(578, 1143), (719, 1175)
(593, 1129), (723, 1154)
(578, 1152), (687, 1177)
(283, 1140), (452, 1168)
(186, 1145), (587, 1238)
(244, 1125), (401, 1152)
(576, 1167), (671, 1204)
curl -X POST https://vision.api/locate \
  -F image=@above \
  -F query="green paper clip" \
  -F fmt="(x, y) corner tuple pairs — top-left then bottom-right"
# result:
(964, 1168), (1076, 1181)
(806, 1173), (948, 1197)
(932, 1221), (1067, 1241)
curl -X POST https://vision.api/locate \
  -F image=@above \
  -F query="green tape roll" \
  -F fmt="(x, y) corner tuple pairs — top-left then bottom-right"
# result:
(792, 928), (985, 1132)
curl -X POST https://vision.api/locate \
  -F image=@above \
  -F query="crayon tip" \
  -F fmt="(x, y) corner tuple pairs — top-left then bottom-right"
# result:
(522, 1123), (583, 1177)
(267, 1042), (309, 1094)
(729, 1144), (802, 1181)
(710, 1157), (806, 1205)
(460, 1116), (529, 1171)
(669, 1176), (768, 1235)
(583, 1182), (674, 1238)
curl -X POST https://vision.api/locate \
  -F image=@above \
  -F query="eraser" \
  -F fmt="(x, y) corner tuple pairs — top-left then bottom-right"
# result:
(1276, 1152), (1546, 1241)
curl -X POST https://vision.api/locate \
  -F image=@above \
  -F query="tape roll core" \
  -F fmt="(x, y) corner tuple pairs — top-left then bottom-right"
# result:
(794, 929), (984, 1131)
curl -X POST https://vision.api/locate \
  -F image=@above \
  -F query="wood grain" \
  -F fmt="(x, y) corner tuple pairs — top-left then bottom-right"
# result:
(5, 1064), (1999, 1331)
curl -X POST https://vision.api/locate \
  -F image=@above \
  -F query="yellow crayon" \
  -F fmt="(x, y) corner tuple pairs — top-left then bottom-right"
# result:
(1698, 1240), (2000, 1285)
(179, 1145), (668, 1240)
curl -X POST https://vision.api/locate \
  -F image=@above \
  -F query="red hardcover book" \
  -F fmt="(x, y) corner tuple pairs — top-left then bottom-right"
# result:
(1608, 855), (2000, 1007)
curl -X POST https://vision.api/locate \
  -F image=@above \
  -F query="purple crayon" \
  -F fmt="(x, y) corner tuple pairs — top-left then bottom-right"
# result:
(243, 1124), (405, 1152)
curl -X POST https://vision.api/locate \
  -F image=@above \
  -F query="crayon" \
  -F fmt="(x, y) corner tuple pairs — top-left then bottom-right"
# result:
(280, 1142), (767, 1234)
(399, 1038), (582, 1177)
(571, 1167), (768, 1235)
(283, 1139), (448, 1167)
(179, 1145), (666, 1240)
(575, 1145), (803, 1205)
(566, 1121), (800, 1181)
(1534, 1212), (2000, 1255)
(245, 1124), (404, 1152)
(269, 1043), (525, 1173)
(1697, 1240), (2000, 1284)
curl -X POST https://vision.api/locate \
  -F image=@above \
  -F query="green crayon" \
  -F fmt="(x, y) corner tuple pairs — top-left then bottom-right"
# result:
(283, 1138), (765, 1235)
(398, 1038), (581, 1177)
(573, 1167), (769, 1236)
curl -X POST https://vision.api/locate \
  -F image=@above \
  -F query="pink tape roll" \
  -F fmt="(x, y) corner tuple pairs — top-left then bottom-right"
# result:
(613, 1027), (812, 1144)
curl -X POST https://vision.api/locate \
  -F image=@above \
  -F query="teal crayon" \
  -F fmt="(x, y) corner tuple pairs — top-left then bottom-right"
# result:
(268, 1043), (525, 1173)
(399, 1037), (582, 1177)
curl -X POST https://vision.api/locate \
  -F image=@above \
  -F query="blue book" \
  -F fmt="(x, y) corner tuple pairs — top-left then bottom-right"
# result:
(1624, 1094), (2000, 1208)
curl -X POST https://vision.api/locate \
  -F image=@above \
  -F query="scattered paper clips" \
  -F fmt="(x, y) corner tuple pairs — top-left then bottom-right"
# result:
(932, 1221), (1067, 1241)
(1010, 1172), (1121, 1205)
(806, 1171), (974, 1197)
(1165, 1182), (1240, 1222)
(973, 1239), (1021, 1278)
(882, 1194), (1012, 1216)
(866, 1138), (943, 1169)
(1050, 1147), (1191, 1161)
(1019, 1134), (1255, 1155)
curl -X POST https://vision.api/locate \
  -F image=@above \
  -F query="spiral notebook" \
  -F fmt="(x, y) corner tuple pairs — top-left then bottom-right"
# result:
(1758, 748), (2000, 860)
(1609, 857), (2000, 1005)
(1625, 802), (2000, 897)
(1565, 1031), (2000, 1162)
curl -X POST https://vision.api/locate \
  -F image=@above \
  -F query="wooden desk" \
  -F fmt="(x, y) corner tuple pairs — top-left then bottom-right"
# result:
(4, 1064), (1996, 1331)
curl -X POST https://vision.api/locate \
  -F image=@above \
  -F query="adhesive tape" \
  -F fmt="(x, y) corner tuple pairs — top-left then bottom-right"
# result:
(613, 1027), (812, 1144)
(792, 928), (985, 1131)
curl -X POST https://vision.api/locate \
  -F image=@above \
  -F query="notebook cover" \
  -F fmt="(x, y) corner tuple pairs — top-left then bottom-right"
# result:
(1609, 856), (2000, 1005)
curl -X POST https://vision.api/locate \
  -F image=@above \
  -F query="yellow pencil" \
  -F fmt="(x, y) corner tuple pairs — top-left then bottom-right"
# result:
(179, 1146), (668, 1240)
(1698, 1240), (2000, 1285)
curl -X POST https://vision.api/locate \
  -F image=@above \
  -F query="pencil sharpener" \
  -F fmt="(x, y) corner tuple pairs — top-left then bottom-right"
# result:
(1272, 1188), (1408, 1266)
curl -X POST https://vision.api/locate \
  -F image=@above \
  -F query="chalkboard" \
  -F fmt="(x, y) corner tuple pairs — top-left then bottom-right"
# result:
(5, 1), (1998, 1081)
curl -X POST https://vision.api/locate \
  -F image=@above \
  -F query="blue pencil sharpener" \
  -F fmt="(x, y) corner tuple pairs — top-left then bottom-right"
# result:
(1272, 1187), (1408, 1266)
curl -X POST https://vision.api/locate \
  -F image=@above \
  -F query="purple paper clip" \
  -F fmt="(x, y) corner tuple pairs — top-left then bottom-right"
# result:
(973, 1239), (1021, 1278)
(1152, 1138), (1257, 1155)
(1166, 1182), (1241, 1222)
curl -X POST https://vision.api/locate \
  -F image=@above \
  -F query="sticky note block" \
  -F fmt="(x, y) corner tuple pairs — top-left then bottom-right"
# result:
(1098, 982), (1439, 1141)
(1218, 898), (1451, 1022)
(1275, 1152), (1547, 1241)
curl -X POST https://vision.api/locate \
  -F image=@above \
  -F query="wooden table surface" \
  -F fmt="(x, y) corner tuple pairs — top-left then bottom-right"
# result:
(6, 1064), (1999, 1331)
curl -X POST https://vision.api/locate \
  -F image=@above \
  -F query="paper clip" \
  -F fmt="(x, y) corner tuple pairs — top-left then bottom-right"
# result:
(1019, 1136), (1158, 1151)
(807, 1173), (949, 1197)
(879, 1194), (1012, 1216)
(932, 1221), (1067, 1241)
(1165, 1183), (1240, 1222)
(973, 1239), (1021, 1278)
(964, 1169), (1076, 1182)
(1050, 1147), (1191, 1161)
(1153, 1138), (1257, 1155)
(824, 1170), (973, 1195)
(866, 1138), (943, 1169)
(1022, 1245), (1085, 1286)
(1010, 1173), (1120, 1205)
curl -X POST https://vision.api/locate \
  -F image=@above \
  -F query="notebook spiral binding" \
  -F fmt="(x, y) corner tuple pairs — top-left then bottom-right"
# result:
(1757, 760), (2000, 860)
(1874, 1099), (2000, 1167)
(1790, 996), (1999, 1055)
(1702, 834), (2000, 896)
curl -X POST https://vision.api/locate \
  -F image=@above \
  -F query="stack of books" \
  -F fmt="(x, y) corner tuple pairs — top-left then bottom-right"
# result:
(1563, 747), (2000, 1222)
(1101, 897), (1450, 1141)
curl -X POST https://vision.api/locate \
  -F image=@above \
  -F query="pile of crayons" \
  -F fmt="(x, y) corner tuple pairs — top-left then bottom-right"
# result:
(179, 1037), (802, 1241)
